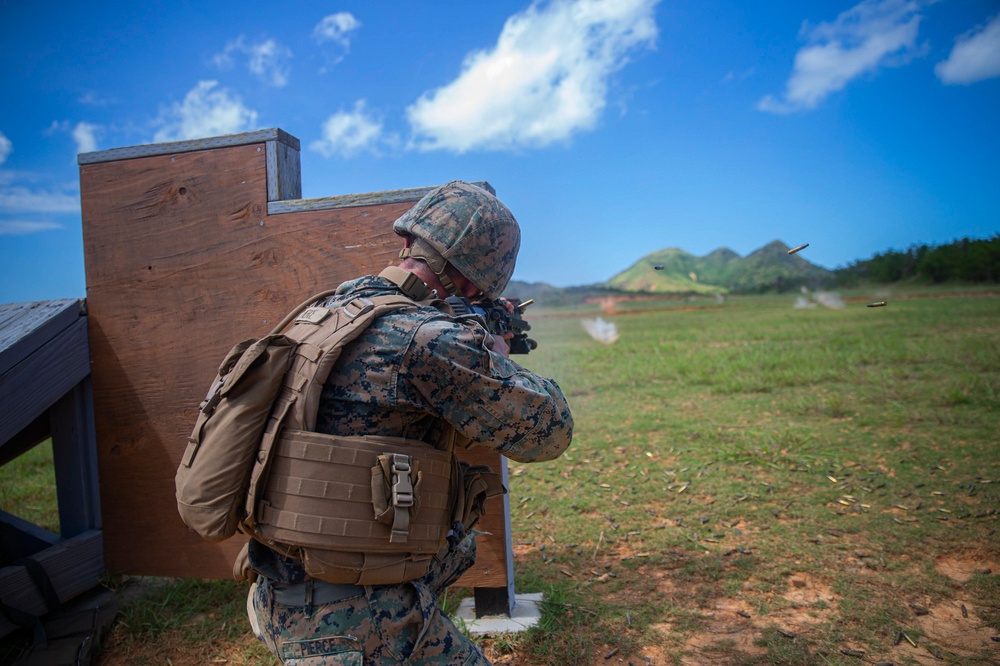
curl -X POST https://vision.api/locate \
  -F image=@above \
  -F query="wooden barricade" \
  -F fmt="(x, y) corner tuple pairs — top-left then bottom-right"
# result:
(77, 129), (513, 612)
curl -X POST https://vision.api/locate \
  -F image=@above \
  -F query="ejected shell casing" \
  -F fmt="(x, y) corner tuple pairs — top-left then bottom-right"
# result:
(867, 301), (888, 308)
(787, 243), (809, 255)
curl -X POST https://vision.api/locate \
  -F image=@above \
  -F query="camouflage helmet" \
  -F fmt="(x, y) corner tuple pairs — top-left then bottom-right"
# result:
(393, 180), (520, 299)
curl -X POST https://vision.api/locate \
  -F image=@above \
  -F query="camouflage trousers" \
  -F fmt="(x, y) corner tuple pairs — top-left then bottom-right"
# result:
(248, 534), (492, 665)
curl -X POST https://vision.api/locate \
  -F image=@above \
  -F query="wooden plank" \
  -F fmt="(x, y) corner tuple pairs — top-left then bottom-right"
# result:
(81, 143), (275, 578)
(266, 137), (301, 202)
(0, 300), (83, 378)
(0, 412), (48, 467)
(77, 128), (300, 167)
(0, 509), (60, 562)
(267, 180), (495, 215)
(0, 317), (90, 447)
(50, 381), (101, 537)
(80, 132), (512, 590)
(0, 530), (104, 638)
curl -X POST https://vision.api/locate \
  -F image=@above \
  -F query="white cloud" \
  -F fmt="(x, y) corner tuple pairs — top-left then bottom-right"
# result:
(0, 132), (77, 233)
(72, 122), (100, 154)
(310, 100), (383, 158)
(79, 90), (113, 106)
(0, 184), (80, 214)
(406, 0), (659, 153)
(935, 13), (1000, 84)
(0, 131), (11, 165)
(42, 120), (103, 156)
(248, 39), (293, 87)
(758, 0), (930, 114)
(0, 220), (63, 236)
(214, 36), (293, 87)
(313, 12), (361, 49)
(153, 81), (259, 143)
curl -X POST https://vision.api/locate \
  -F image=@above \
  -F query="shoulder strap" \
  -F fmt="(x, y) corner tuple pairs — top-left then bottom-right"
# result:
(243, 291), (420, 532)
(379, 266), (432, 300)
(283, 293), (420, 432)
(269, 289), (342, 335)
(378, 267), (453, 313)
(269, 266), (440, 336)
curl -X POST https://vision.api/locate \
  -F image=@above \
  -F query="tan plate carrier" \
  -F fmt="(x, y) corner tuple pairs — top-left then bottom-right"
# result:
(180, 267), (504, 585)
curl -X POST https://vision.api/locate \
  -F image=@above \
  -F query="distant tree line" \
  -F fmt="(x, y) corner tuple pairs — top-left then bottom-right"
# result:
(835, 235), (1000, 286)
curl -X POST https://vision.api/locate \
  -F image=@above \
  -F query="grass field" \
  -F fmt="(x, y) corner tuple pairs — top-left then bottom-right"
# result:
(2, 286), (998, 665)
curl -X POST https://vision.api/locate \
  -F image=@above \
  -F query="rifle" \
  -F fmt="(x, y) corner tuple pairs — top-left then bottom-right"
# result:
(445, 296), (538, 354)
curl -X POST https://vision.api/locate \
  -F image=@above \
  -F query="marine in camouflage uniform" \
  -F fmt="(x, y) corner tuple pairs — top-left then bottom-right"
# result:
(247, 181), (574, 665)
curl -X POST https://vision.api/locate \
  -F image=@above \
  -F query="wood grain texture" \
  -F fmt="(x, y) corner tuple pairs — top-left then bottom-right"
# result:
(0, 300), (84, 376)
(0, 314), (90, 446)
(80, 136), (511, 588)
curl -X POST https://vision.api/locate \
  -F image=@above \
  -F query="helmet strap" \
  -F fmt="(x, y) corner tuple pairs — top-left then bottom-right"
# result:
(398, 239), (462, 297)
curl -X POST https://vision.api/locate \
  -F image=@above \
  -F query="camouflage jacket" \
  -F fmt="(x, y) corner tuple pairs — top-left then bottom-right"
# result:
(250, 273), (574, 581)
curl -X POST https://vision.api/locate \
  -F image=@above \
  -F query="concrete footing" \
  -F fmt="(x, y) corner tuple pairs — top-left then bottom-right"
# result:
(453, 592), (544, 634)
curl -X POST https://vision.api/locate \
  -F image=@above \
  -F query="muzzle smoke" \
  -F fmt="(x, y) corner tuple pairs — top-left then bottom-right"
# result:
(581, 317), (619, 344)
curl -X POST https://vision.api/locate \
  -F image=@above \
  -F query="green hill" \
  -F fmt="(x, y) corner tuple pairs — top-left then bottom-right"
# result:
(605, 241), (832, 294)
(604, 248), (727, 294)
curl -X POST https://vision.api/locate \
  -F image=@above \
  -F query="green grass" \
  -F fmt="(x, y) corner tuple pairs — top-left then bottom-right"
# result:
(99, 577), (274, 665)
(0, 438), (60, 537)
(503, 288), (1000, 664)
(3, 287), (998, 665)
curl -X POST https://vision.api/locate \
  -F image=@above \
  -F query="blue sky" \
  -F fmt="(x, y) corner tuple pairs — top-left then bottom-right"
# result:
(2, 0), (998, 303)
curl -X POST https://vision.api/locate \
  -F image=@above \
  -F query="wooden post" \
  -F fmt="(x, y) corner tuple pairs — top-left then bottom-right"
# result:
(77, 129), (513, 613)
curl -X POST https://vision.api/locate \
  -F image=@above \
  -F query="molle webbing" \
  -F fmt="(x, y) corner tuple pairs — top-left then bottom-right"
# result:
(255, 429), (454, 555)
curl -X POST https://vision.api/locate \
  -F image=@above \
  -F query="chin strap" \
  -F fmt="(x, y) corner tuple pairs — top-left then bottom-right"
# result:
(398, 240), (462, 297)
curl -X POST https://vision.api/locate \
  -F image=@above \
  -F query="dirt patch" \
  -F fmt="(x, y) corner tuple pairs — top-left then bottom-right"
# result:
(100, 629), (266, 666)
(781, 572), (837, 607)
(682, 599), (766, 665)
(935, 551), (999, 583)
(674, 574), (840, 664)
(882, 600), (999, 665)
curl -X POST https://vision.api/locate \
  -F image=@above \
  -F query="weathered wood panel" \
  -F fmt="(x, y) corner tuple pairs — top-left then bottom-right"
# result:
(77, 128), (299, 166)
(0, 309), (90, 447)
(0, 300), (84, 382)
(79, 132), (512, 589)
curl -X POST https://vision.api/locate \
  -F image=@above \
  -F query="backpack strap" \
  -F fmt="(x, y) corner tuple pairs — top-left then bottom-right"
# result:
(242, 291), (422, 533)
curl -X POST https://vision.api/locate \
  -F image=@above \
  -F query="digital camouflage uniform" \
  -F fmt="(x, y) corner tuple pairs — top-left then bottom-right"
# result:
(248, 272), (574, 665)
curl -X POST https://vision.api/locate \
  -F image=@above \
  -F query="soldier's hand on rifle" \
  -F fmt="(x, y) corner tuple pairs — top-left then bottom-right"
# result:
(491, 332), (511, 358)
(496, 297), (516, 314)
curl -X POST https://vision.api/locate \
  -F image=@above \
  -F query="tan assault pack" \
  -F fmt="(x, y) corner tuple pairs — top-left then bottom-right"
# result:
(175, 267), (505, 585)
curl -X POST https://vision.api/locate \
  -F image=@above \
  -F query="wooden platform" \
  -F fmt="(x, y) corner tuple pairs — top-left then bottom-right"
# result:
(77, 129), (514, 609)
(0, 299), (102, 637)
